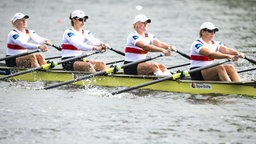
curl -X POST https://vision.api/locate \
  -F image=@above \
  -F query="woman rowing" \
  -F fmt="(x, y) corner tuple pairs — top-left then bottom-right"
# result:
(61, 10), (107, 72)
(123, 14), (176, 76)
(189, 22), (244, 81)
(6, 12), (50, 68)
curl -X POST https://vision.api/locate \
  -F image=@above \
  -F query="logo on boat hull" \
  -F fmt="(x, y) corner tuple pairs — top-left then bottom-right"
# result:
(190, 82), (212, 90)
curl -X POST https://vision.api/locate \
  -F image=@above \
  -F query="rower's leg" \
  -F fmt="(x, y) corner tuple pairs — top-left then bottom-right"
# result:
(88, 60), (107, 71)
(16, 54), (40, 68)
(35, 54), (47, 66)
(73, 61), (96, 73)
(202, 65), (231, 81)
(224, 64), (241, 81)
(158, 63), (172, 76)
(137, 62), (158, 75)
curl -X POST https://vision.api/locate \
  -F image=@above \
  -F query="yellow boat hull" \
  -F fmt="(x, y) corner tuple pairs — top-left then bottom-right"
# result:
(3, 69), (255, 97)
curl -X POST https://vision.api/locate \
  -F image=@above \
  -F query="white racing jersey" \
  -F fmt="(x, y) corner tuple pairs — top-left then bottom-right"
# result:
(124, 31), (156, 62)
(6, 29), (46, 55)
(61, 28), (102, 58)
(190, 38), (223, 68)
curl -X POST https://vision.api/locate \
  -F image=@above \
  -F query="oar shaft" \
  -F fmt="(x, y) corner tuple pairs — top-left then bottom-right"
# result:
(44, 54), (164, 90)
(0, 51), (99, 80)
(189, 59), (231, 74)
(106, 60), (124, 65)
(175, 50), (190, 60)
(50, 44), (62, 51)
(108, 48), (125, 56)
(0, 49), (41, 61)
(238, 67), (256, 73)
(45, 56), (62, 60)
(244, 56), (256, 65)
(120, 54), (164, 69)
(57, 51), (98, 65)
(111, 59), (231, 95)
(167, 62), (190, 70)
(111, 76), (172, 95)
(0, 66), (42, 80)
(44, 70), (107, 90)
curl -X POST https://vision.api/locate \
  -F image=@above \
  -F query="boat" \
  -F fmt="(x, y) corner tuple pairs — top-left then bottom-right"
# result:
(0, 65), (255, 97)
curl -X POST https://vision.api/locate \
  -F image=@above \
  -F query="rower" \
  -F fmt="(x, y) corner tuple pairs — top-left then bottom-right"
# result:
(189, 22), (244, 81)
(123, 14), (176, 76)
(61, 10), (107, 72)
(6, 12), (51, 68)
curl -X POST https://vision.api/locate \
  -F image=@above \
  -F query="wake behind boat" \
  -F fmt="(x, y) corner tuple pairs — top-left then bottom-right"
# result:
(0, 64), (255, 97)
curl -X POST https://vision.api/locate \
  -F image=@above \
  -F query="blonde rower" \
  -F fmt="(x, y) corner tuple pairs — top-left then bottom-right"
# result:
(6, 12), (50, 68)
(123, 14), (176, 76)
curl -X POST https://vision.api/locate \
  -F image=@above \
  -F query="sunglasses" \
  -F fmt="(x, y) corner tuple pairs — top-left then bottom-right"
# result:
(205, 29), (217, 34)
(77, 18), (87, 22)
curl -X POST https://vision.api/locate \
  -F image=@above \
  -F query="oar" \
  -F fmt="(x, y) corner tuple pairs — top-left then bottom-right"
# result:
(0, 51), (99, 80)
(48, 44), (62, 51)
(108, 47), (125, 56)
(173, 50), (190, 60)
(238, 67), (256, 73)
(111, 59), (231, 95)
(44, 54), (164, 90)
(0, 49), (41, 61)
(167, 62), (190, 70)
(106, 60), (124, 65)
(244, 56), (256, 65)
(45, 56), (62, 60)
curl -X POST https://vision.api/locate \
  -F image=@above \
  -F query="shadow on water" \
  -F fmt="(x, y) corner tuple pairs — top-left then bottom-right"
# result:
(185, 94), (239, 105)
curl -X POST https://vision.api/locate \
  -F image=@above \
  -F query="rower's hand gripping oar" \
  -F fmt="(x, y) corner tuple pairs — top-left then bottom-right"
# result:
(0, 49), (41, 61)
(43, 54), (165, 90)
(111, 59), (232, 95)
(0, 51), (99, 80)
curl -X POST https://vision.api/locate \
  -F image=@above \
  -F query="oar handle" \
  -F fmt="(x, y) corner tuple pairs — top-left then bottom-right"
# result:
(108, 47), (125, 56)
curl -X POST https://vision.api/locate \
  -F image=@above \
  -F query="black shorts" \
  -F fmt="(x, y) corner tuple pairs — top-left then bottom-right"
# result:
(5, 55), (17, 67)
(123, 61), (138, 75)
(61, 57), (83, 71)
(189, 67), (205, 80)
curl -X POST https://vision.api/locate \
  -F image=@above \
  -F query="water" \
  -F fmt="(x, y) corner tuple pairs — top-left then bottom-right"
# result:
(0, 0), (256, 143)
